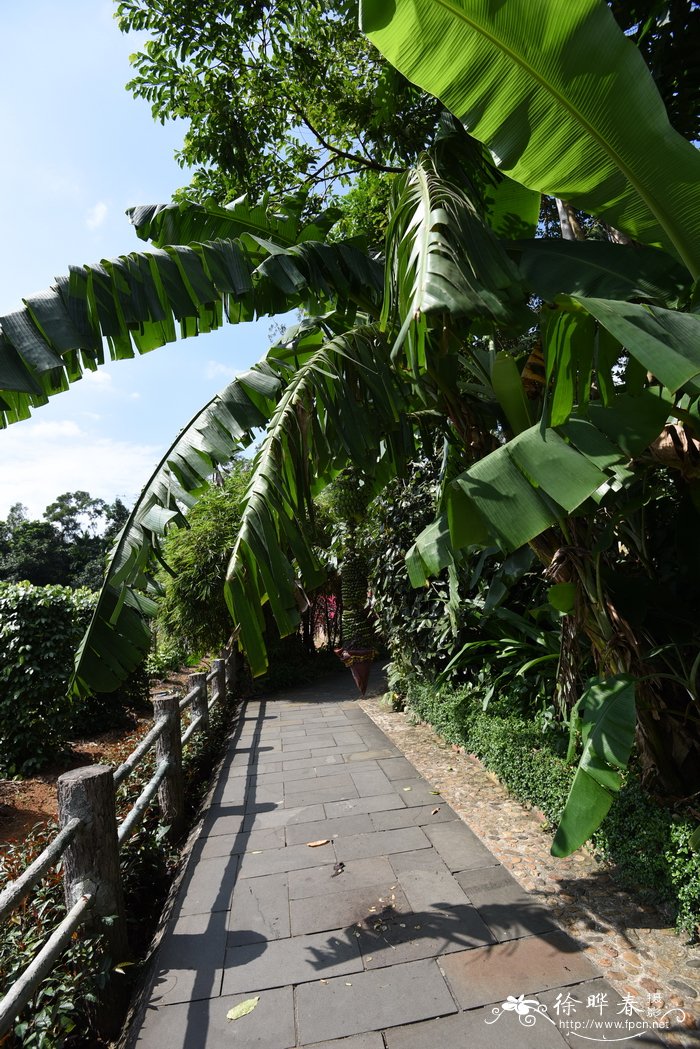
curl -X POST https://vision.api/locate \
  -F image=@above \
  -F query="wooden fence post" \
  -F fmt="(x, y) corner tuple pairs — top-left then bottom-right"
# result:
(213, 657), (226, 707)
(153, 694), (185, 841)
(225, 648), (238, 697)
(57, 765), (129, 1037)
(189, 670), (209, 737)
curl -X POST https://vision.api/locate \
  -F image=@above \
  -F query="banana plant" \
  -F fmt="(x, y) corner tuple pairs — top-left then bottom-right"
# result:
(363, 0), (700, 853)
(1, 0), (697, 859)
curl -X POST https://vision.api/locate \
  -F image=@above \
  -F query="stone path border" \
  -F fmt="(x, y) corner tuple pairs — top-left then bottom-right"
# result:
(359, 693), (700, 1048)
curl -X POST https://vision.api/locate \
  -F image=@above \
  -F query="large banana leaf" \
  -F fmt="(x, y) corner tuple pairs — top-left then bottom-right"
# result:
(551, 675), (636, 856)
(72, 359), (283, 695)
(512, 239), (691, 309)
(0, 198), (382, 428)
(361, 0), (700, 275)
(382, 154), (531, 372)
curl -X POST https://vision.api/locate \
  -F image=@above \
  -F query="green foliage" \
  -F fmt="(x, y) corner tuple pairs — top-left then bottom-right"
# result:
(0, 584), (96, 775)
(144, 633), (188, 679)
(158, 464), (252, 655)
(0, 825), (110, 1048)
(116, 0), (439, 204)
(0, 494), (129, 591)
(552, 675), (637, 858)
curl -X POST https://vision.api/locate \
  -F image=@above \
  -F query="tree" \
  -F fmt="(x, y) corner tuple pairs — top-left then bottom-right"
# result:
(0, 0), (698, 856)
(116, 0), (440, 204)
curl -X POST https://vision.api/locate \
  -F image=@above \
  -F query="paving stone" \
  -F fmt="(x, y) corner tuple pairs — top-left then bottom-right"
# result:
(283, 772), (353, 794)
(391, 780), (447, 807)
(288, 857), (399, 900)
(200, 807), (246, 837)
(283, 754), (345, 770)
(358, 892), (495, 969)
(251, 767), (314, 786)
(246, 785), (286, 807)
(291, 882), (411, 936)
(243, 803), (326, 831)
(301, 1034), (384, 1049)
(371, 806), (457, 831)
(311, 746), (364, 758)
(295, 958), (457, 1044)
(147, 912), (227, 1006)
(455, 865), (559, 941)
(239, 840), (337, 879)
(217, 827), (286, 855)
(222, 929), (363, 994)
(325, 794), (405, 818)
(388, 849), (452, 878)
(395, 866), (475, 914)
(315, 760), (378, 777)
(350, 770), (394, 797)
(383, 1003), (570, 1049)
(334, 827), (430, 862)
(257, 749), (289, 764)
(227, 872), (290, 945)
(283, 782), (359, 808)
(285, 813), (374, 846)
(331, 731), (365, 746)
(439, 930), (600, 1009)
(377, 757), (422, 780)
(283, 738), (325, 752)
(424, 821), (499, 872)
(346, 749), (398, 761)
(177, 854), (241, 916)
(134, 986), (296, 1049)
(210, 774), (248, 806)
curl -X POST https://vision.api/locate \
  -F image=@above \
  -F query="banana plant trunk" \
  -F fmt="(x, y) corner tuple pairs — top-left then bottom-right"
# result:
(336, 542), (376, 695)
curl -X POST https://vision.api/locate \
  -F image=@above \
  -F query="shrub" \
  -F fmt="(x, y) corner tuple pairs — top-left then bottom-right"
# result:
(0, 583), (96, 775)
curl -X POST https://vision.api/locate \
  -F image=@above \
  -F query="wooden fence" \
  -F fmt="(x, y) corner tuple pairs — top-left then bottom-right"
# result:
(0, 650), (239, 1038)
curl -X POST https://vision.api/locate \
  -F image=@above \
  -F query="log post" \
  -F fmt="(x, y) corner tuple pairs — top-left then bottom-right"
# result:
(213, 657), (226, 708)
(189, 670), (209, 738)
(58, 765), (129, 1037)
(153, 693), (185, 841)
(225, 648), (237, 690)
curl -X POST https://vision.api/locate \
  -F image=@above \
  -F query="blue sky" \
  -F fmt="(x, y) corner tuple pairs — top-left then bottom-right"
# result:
(0, 1), (278, 518)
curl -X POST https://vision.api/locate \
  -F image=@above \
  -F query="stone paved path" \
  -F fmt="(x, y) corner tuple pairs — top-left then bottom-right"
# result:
(128, 675), (672, 1048)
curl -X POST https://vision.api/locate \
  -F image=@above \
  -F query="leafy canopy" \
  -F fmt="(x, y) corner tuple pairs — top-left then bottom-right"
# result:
(116, 0), (440, 204)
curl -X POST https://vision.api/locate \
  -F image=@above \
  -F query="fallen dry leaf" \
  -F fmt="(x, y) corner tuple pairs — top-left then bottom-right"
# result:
(402, 787), (412, 792)
(306, 839), (331, 847)
(431, 807), (440, 815)
(226, 996), (259, 1022)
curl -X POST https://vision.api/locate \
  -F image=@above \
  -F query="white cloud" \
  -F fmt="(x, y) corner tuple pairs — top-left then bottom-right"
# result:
(83, 369), (113, 387)
(0, 420), (160, 519)
(86, 201), (109, 231)
(205, 360), (237, 382)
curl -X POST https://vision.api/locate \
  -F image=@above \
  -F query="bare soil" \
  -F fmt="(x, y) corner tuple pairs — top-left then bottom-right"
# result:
(0, 669), (193, 845)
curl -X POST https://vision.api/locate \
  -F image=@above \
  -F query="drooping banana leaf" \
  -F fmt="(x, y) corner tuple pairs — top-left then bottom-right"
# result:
(361, 0), (700, 275)
(0, 198), (383, 429)
(71, 359), (284, 695)
(408, 383), (672, 566)
(382, 154), (533, 373)
(551, 675), (636, 856)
